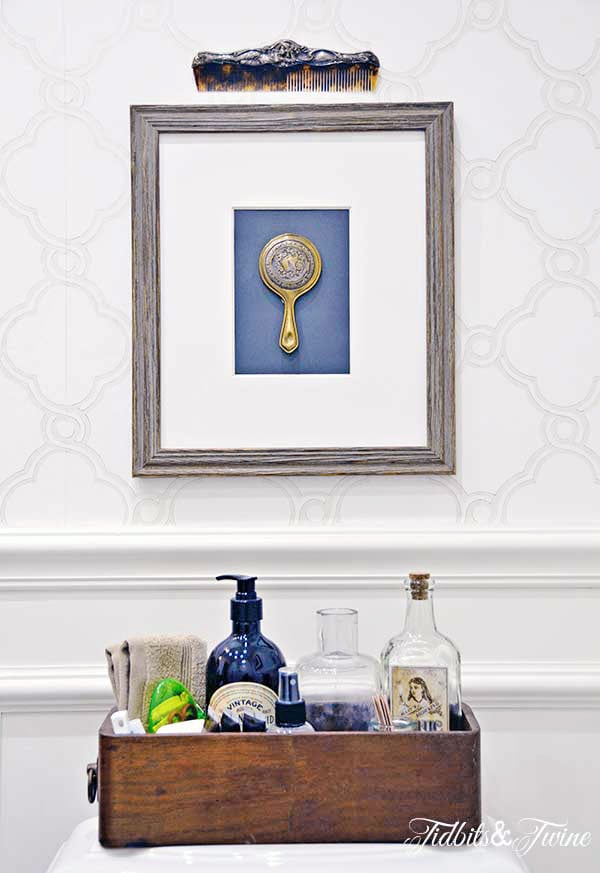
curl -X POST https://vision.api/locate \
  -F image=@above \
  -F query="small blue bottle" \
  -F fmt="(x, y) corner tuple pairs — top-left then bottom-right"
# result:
(206, 574), (286, 729)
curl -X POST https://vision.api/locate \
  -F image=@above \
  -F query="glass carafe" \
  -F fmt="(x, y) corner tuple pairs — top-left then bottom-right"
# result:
(296, 608), (380, 731)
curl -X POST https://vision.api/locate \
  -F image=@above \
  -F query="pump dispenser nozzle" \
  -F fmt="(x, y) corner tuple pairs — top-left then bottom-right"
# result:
(216, 574), (257, 597)
(216, 573), (262, 623)
(206, 573), (286, 721)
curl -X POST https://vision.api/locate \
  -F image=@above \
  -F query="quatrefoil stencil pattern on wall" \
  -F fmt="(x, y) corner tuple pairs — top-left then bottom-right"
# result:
(0, 0), (599, 529)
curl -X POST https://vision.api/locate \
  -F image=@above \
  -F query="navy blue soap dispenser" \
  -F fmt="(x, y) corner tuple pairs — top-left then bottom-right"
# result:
(206, 574), (286, 728)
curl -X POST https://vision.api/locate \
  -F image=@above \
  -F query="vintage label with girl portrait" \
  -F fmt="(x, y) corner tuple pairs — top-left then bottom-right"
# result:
(390, 666), (448, 731)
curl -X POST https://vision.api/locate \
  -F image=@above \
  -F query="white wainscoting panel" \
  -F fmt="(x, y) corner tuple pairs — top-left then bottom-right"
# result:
(0, 708), (102, 873)
(0, 661), (599, 873)
(0, 530), (598, 873)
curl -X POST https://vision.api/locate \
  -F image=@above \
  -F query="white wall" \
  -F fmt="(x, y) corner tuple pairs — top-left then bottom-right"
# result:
(0, 3), (599, 872)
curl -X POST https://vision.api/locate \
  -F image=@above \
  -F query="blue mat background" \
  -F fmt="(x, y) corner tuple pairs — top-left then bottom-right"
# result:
(234, 209), (350, 374)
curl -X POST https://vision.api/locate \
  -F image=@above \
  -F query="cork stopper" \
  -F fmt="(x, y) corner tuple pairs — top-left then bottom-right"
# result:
(408, 572), (432, 600)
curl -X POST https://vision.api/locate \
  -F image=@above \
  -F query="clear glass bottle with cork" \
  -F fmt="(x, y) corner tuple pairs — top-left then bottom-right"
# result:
(381, 572), (462, 731)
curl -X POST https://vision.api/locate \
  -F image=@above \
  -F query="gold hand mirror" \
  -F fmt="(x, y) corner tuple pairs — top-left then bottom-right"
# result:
(259, 233), (322, 354)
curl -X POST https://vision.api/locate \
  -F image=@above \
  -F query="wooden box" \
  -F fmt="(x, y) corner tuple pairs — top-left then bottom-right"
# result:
(95, 704), (481, 847)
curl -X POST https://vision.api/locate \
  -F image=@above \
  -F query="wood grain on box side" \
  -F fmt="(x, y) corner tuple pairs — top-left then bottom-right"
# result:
(98, 704), (480, 847)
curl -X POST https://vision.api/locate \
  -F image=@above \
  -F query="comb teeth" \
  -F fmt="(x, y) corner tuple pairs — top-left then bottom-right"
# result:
(194, 64), (378, 92)
(286, 65), (376, 92)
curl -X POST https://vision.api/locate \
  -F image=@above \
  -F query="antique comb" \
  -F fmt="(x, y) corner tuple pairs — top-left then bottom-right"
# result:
(192, 40), (379, 92)
(259, 233), (322, 354)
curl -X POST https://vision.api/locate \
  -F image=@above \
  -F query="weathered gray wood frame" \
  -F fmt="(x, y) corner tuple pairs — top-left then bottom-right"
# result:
(132, 103), (454, 476)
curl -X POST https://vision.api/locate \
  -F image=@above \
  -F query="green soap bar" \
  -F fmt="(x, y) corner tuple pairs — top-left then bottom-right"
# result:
(148, 677), (206, 733)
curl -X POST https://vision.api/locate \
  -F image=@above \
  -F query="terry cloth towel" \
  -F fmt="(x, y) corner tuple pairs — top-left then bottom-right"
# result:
(105, 635), (206, 729)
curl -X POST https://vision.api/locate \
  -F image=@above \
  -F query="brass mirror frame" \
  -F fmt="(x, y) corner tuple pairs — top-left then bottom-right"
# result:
(132, 102), (454, 476)
(258, 233), (322, 354)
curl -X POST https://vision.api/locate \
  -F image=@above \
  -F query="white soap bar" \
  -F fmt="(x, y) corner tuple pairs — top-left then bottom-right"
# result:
(111, 710), (130, 735)
(156, 719), (205, 735)
(111, 711), (147, 735)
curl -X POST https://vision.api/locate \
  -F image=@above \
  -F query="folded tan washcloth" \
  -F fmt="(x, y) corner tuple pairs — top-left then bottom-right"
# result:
(105, 635), (206, 729)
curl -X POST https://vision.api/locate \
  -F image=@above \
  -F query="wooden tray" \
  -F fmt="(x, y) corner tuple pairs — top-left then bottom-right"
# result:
(95, 704), (481, 847)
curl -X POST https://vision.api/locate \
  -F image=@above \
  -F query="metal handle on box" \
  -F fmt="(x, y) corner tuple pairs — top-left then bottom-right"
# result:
(87, 761), (98, 803)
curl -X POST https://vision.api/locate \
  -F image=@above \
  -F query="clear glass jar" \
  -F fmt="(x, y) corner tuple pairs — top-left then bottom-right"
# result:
(296, 608), (380, 731)
(381, 573), (462, 731)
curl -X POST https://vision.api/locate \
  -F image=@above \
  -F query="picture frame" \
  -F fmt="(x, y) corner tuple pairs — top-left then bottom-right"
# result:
(131, 102), (454, 476)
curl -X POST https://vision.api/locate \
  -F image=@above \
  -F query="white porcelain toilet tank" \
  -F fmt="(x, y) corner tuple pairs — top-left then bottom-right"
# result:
(47, 818), (528, 873)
